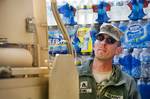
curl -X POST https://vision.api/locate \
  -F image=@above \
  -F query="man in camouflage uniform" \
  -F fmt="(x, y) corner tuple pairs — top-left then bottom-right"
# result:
(79, 23), (141, 99)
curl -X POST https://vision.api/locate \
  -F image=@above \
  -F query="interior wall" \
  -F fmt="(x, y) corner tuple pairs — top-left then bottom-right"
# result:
(0, 0), (34, 44)
(0, 0), (49, 67)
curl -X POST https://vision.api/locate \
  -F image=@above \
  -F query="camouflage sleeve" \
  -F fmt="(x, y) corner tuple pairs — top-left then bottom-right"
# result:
(128, 78), (141, 99)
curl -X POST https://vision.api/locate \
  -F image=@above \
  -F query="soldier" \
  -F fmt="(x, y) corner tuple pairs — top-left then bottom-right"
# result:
(79, 23), (141, 99)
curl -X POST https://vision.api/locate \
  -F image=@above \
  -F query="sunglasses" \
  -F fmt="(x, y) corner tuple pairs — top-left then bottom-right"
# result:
(96, 34), (117, 44)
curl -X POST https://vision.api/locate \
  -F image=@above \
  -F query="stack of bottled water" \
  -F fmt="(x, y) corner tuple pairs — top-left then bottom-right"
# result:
(140, 48), (150, 78)
(131, 48), (142, 78)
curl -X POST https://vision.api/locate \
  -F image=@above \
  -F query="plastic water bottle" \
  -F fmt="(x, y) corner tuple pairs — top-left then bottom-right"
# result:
(131, 48), (142, 78)
(78, 0), (94, 24)
(138, 79), (146, 99)
(136, 19), (145, 44)
(118, 21), (128, 33)
(125, 20), (135, 48)
(144, 19), (150, 48)
(146, 80), (150, 98)
(145, 79), (150, 99)
(111, 21), (119, 28)
(113, 55), (120, 65)
(138, 79), (150, 99)
(59, 40), (68, 54)
(82, 34), (89, 50)
(81, 31), (92, 53)
(118, 21), (128, 48)
(119, 49), (132, 75)
(140, 48), (150, 78)
(89, 25), (97, 47)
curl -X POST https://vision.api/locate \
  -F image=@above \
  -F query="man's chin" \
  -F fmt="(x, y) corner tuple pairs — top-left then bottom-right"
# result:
(95, 56), (107, 60)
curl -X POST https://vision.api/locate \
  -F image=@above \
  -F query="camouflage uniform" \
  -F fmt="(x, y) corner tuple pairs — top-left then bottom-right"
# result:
(79, 60), (141, 99)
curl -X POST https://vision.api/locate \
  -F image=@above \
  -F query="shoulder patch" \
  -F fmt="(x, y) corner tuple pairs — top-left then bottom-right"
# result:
(80, 81), (92, 93)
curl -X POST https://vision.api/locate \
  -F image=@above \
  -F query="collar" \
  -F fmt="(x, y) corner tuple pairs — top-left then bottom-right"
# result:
(108, 64), (126, 86)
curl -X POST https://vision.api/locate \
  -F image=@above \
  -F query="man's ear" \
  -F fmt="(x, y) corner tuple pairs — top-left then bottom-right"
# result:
(115, 46), (123, 55)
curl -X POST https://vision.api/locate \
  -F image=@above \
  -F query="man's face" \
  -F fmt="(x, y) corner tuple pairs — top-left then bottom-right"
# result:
(94, 34), (122, 60)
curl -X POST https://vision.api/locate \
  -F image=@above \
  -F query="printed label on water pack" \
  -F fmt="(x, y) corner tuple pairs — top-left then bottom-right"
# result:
(126, 24), (144, 44)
